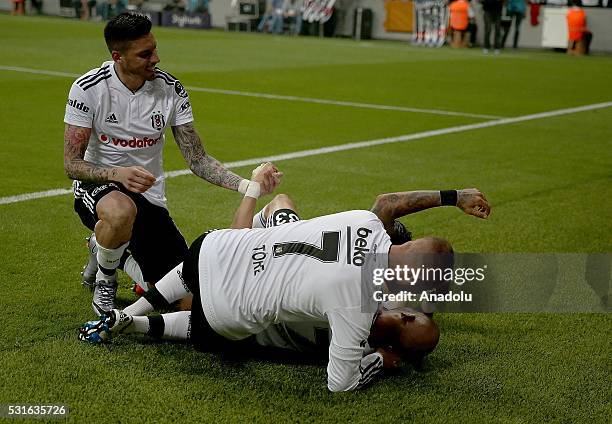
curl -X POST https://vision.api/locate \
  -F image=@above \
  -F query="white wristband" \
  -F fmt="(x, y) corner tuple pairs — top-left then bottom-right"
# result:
(245, 181), (261, 199)
(238, 179), (250, 195)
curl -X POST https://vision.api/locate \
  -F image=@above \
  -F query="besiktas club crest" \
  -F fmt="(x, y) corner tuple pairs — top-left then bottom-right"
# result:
(151, 112), (166, 130)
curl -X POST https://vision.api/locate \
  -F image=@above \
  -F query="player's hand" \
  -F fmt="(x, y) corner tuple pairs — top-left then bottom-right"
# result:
(111, 166), (156, 193)
(251, 162), (283, 196)
(457, 188), (490, 219)
(376, 347), (403, 370)
(265, 170), (283, 196)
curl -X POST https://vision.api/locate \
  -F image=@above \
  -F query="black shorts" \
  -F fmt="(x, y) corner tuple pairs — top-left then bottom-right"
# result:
(184, 208), (302, 353)
(73, 180), (188, 283)
(182, 231), (247, 353)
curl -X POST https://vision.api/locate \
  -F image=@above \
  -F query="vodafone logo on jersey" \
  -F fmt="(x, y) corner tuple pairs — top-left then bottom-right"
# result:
(99, 134), (162, 148)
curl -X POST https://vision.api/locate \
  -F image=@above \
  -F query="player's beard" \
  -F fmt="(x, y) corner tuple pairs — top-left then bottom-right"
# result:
(144, 66), (157, 81)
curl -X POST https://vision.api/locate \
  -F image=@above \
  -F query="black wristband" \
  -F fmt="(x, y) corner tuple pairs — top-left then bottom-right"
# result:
(440, 190), (458, 206)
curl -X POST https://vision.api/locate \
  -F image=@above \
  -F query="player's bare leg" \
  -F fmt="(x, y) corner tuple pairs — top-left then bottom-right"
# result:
(91, 191), (136, 314)
(267, 194), (297, 214)
(94, 191), (192, 313)
(175, 295), (193, 311)
(95, 191), (136, 248)
(252, 194), (298, 228)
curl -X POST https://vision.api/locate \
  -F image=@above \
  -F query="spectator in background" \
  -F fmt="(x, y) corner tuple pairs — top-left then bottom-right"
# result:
(566, 0), (592, 55)
(97, 0), (127, 20)
(258, 0), (284, 33)
(467, 0), (478, 47)
(186, 0), (209, 13)
(449, 0), (471, 47)
(73, 0), (126, 20)
(164, 0), (186, 12)
(501, 0), (526, 48)
(12, 0), (25, 15)
(268, 0), (285, 34)
(480, 0), (503, 54)
(283, 0), (303, 35)
(73, 0), (96, 20)
(31, 0), (43, 14)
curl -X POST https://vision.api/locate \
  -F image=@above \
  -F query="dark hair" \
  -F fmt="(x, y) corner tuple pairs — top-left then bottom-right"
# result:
(104, 12), (152, 53)
(390, 220), (412, 245)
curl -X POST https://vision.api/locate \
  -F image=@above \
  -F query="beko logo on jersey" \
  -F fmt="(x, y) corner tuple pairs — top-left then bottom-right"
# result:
(67, 99), (90, 113)
(99, 134), (162, 148)
(350, 227), (372, 267)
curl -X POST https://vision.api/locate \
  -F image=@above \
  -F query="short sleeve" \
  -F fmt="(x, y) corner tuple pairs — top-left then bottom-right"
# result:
(64, 81), (95, 128)
(170, 80), (194, 127)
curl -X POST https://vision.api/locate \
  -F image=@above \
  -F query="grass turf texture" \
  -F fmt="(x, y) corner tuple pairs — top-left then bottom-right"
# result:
(0, 14), (610, 422)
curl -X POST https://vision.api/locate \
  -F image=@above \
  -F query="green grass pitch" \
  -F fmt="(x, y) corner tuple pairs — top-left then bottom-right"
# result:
(0, 14), (610, 422)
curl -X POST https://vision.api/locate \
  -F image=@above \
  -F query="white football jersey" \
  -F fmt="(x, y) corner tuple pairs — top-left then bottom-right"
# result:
(64, 61), (194, 208)
(254, 321), (331, 353)
(198, 210), (392, 391)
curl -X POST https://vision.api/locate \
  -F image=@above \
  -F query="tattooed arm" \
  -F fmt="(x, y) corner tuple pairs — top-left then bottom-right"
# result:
(172, 122), (255, 191)
(63, 124), (155, 193)
(64, 124), (109, 182)
(371, 189), (490, 234)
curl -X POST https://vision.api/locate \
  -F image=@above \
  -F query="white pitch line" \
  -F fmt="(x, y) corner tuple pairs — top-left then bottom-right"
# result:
(0, 188), (74, 205)
(1, 100), (610, 207)
(0, 65), (501, 120)
(185, 86), (503, 120)
(0, 65), (80, 78)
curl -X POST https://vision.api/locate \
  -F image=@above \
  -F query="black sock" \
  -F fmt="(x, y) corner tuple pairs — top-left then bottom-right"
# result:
(147, 315), (165, 339)
(143, 287), (172, 311)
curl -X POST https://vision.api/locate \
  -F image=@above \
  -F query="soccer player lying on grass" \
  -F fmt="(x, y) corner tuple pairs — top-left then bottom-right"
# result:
(246, 187), (490, 355)
(79, 164), (490, 391)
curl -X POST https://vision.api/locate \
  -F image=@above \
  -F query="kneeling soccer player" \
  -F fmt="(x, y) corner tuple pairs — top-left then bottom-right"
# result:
(79, 175), (490, 391)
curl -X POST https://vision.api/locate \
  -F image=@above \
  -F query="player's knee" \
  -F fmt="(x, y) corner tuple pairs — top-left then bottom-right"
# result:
(97, 193), (137, 228)
(269, 193), (295, 212)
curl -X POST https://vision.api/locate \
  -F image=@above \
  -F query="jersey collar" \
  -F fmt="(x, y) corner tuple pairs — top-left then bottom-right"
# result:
(107, 61), (150, 95)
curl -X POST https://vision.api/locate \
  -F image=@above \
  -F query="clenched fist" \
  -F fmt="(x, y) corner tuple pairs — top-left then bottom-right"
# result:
(457, 188), (490, 219)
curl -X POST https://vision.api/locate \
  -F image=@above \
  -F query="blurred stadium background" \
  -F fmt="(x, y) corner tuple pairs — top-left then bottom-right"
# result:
(0, 5), (610, 422)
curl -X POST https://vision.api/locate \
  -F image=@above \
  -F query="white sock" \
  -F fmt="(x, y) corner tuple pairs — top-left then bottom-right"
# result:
(123, 297), (153, 317)
(156, 263), (190, 303)
(161, 312), (191, 340)
(125, 313), (190, 341)
(252, 207), (268, 229)
(123, 255), (146, 291)
(96, 240), (129, 279)
(124, 316), (150, 334)
(122, 263), (188, 316)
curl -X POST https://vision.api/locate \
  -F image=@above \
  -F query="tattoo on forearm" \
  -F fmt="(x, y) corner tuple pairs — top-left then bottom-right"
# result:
(371, 191), (440, 229)
(172, 123), (243, 190)
(63, 124), (114, 182)
(389, 192), (439, 216)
